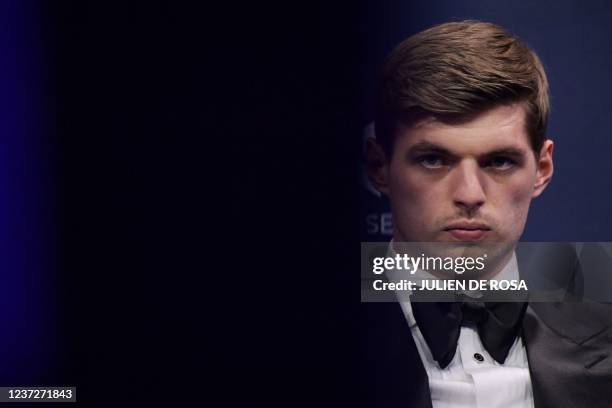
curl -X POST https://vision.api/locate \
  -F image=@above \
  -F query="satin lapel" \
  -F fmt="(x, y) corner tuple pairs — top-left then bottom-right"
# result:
(523, 302), (612, 408)
(362, 302), (432, 408)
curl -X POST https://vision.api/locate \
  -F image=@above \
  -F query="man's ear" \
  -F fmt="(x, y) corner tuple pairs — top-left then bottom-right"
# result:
(365, 137), (390, 195)
(532, 139), (554, 198)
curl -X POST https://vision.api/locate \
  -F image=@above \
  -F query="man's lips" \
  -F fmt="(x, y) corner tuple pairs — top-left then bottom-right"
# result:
(443, 223), (491, 241)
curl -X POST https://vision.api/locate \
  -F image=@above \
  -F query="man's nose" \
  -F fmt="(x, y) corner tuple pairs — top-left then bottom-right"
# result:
(451, 160), (486, 213)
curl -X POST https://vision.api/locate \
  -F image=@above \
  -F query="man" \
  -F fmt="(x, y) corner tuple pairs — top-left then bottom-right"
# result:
(363, 20), (612, 407)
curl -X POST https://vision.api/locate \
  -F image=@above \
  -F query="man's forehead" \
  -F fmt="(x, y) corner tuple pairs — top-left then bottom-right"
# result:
(397, 103), (530, 153)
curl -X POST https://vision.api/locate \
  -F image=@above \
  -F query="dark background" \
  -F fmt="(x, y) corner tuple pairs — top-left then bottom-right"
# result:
(50, 0), (361, 406)
(4, 0), (612, 406)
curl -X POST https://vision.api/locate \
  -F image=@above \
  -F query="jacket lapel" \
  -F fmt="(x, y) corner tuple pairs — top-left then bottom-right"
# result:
(523, 301), (612, 408)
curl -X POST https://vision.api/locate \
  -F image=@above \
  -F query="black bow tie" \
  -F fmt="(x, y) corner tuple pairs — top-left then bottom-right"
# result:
(410, 297), (528, 368)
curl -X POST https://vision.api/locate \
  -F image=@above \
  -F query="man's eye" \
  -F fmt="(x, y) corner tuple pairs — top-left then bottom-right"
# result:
(418, 155), (445, 169)
(487, 157), (516, 170)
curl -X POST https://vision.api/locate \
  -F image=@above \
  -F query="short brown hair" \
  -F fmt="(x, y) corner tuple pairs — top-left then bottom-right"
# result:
(375, 20), (549, 156)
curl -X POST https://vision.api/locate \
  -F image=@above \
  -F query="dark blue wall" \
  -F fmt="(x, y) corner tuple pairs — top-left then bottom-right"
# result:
(361, 0), (612, 242)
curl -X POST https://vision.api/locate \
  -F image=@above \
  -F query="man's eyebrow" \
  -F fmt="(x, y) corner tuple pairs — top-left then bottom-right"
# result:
(406, 142), (453, 156)
(481, 147), (528, 159)
(406, 142), (528, 158)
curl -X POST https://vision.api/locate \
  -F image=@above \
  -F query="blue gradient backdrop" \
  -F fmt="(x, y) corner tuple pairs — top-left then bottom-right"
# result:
(0, 1), (56, 384)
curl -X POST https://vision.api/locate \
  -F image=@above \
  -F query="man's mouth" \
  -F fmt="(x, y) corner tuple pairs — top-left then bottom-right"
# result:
(443, 222), (491, 242)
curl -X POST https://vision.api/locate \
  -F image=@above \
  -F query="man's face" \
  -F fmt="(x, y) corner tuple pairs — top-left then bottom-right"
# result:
(380, 103), (553, 244)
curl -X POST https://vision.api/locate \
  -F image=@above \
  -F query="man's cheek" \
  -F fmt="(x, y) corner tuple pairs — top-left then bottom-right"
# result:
(393, 205), (433, 240)
(503, 200), (531, 238)
(400, 176), (441, 201)
(391, 176), (427, 204)
(508, 173), (537, 202)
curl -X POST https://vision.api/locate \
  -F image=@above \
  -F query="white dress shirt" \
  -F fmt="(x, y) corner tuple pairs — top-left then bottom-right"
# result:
(393, 252), (535, 408)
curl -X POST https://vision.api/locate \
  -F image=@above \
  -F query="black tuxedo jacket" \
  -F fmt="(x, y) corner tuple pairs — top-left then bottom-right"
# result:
(361, 245), (612, 407)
